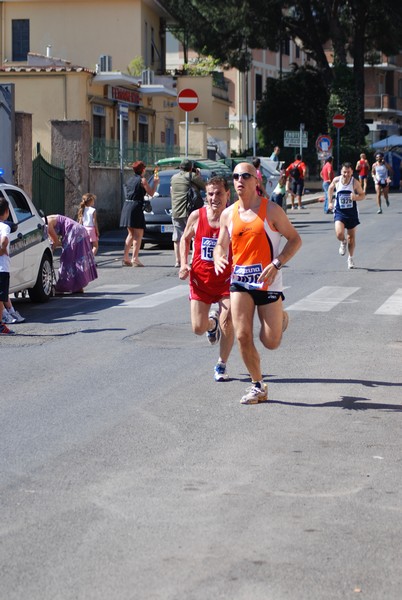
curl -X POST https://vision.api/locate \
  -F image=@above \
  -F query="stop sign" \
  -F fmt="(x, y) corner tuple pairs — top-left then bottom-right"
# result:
(177, 88), (199, 112)
(333, 113), (346, 129)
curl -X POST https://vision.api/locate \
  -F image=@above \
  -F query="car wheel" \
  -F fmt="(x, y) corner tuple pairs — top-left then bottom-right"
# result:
(28, 253), (54, 302)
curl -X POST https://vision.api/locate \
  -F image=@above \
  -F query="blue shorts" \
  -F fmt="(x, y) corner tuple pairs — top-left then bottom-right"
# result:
(334, 213), (359, 230)
(230, 283), (285, 306)
(0, 272), (10, 302)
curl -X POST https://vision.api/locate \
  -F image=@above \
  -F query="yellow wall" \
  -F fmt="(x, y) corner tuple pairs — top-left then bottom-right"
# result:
(176, 75), (230, 129)
(1, 0), (162, 72)
(0, 68), (179, 153)
(1, 70), (92, 149)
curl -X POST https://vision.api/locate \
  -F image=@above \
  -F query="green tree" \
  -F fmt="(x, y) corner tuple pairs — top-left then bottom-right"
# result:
(127, 56), (145, 77)
(162, 0), (402, 143)
(163, 0), (281, 71)
(257, 65), (329, 170)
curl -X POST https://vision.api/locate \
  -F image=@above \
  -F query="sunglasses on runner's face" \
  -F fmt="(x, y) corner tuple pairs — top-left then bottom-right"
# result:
(233, 172), (255, 180)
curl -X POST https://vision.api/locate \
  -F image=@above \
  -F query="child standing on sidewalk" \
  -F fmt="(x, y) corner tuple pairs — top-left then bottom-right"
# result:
(2, 298), (25, 324)
(78, 193), (99, 256)
(271, 173), (287, 209)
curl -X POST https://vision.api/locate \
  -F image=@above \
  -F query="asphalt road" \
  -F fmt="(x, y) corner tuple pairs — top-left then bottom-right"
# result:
(1, 192), (402, 600)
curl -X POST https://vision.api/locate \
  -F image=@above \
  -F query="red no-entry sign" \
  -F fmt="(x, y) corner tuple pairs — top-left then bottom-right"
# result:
(177, 88), (199, 112)
(332, 114), (346, 129)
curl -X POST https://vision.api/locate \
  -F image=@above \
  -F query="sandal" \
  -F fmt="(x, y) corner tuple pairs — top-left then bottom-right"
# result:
(132, 259), (144, 267)
(122, 260), (132, 267)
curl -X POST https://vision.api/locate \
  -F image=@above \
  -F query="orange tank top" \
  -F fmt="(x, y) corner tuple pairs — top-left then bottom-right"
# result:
(230, 197), (283, 291)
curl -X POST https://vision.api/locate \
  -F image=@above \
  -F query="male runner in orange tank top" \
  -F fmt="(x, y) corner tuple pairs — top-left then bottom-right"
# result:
(214, 162), (302, 404)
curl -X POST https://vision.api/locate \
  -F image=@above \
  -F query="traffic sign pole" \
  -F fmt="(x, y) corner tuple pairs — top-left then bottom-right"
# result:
(332, 114), (346, 174)
(337, 128), (340, 174)
(299, 123), (304, 156)
(185, 112), (189, 157)
(177, 88), (199, 158)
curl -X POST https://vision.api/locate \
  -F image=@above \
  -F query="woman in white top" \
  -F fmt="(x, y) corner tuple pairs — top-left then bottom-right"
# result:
(78, 193), (100, 255)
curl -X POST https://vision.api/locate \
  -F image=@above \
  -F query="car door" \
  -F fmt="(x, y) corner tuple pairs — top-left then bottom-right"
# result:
(0, 196), (25, 288)
(3, 186), (46, 288)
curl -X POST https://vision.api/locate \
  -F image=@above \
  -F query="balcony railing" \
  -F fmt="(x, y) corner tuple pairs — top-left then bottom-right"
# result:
(90, 140), (181, 167)
(364, 94), (398, 111)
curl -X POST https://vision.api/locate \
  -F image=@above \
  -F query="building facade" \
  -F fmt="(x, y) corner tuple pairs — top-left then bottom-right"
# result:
(0, 0), (179, 159)
(363, 52), (402, 142)
(167, 34), (311, 155)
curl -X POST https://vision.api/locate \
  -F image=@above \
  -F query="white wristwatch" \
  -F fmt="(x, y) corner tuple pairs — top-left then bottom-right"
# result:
(272, 258), (282, 270)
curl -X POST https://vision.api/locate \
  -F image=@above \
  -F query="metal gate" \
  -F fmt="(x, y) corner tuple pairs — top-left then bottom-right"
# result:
(32, 148), (65, 215)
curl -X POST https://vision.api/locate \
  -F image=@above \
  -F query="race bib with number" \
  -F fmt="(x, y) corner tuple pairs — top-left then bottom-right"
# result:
(200, 237), (217, 261)
(231, 263), (264, 289)
(338, 192), (353, 209)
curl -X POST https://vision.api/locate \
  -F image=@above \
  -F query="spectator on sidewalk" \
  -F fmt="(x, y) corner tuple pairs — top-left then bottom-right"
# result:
(252, 157), (268, 197)
(46, 214), (98, 293)
(170, 160), (205, 268)
(320, 156), (335, 214)
(285, 154), (307, 210)
(269, 146), (281, 169)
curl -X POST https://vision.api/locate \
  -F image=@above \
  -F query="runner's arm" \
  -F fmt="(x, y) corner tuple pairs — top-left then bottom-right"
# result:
(179, 211), (198, 279)
(257, 203), (302, 284)
(327, 177), (338, 208)
(385, 162), (394, 177)
(213, 207), (231, 275)
(352, 178), (365, 200)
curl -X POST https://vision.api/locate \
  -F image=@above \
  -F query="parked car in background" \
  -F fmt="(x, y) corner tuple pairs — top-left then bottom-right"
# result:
(1, 183), (54, 301)
(143, 159), (233, 247)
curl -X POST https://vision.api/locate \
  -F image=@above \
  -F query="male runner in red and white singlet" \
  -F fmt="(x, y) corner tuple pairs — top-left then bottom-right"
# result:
(179, 176), (234, 382)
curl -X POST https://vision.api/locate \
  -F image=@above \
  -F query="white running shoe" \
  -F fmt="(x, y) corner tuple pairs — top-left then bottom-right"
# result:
(339, 240), (347, 256)
(214, 361), (228, 382)
(240, 382), (268, 405)
(2, 309), (16, 324)
(206, 310), (221, 345)
(7, 308), (25, 323)
(347, 256), (355, 269)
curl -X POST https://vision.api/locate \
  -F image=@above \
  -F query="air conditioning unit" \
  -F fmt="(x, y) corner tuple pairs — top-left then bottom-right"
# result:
(99, 55), (112, 72)
(141, 69), (154, 85)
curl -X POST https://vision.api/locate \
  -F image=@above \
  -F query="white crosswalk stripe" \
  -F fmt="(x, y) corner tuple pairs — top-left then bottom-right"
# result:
(375, 288), (402, 315)
(115, 284), (188, 308)
(106, 283), (402, 315)
(286, 286), (360, 312)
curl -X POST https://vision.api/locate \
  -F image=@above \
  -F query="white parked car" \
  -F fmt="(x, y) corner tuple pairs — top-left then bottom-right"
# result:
(0, 183), (54, 302)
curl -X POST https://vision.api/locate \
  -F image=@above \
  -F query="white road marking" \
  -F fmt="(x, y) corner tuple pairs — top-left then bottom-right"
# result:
(287, 286), (360, 312)
(115, 285), (189, 308)
(93, 284), (141, 292)
(375, 289), (402, 315)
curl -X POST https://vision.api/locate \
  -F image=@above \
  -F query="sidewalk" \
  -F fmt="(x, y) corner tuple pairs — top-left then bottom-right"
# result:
(285, 189), (323, 210)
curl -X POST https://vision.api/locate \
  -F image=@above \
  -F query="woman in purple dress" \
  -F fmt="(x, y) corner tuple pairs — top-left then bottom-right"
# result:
(46, 214), (98, 293)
